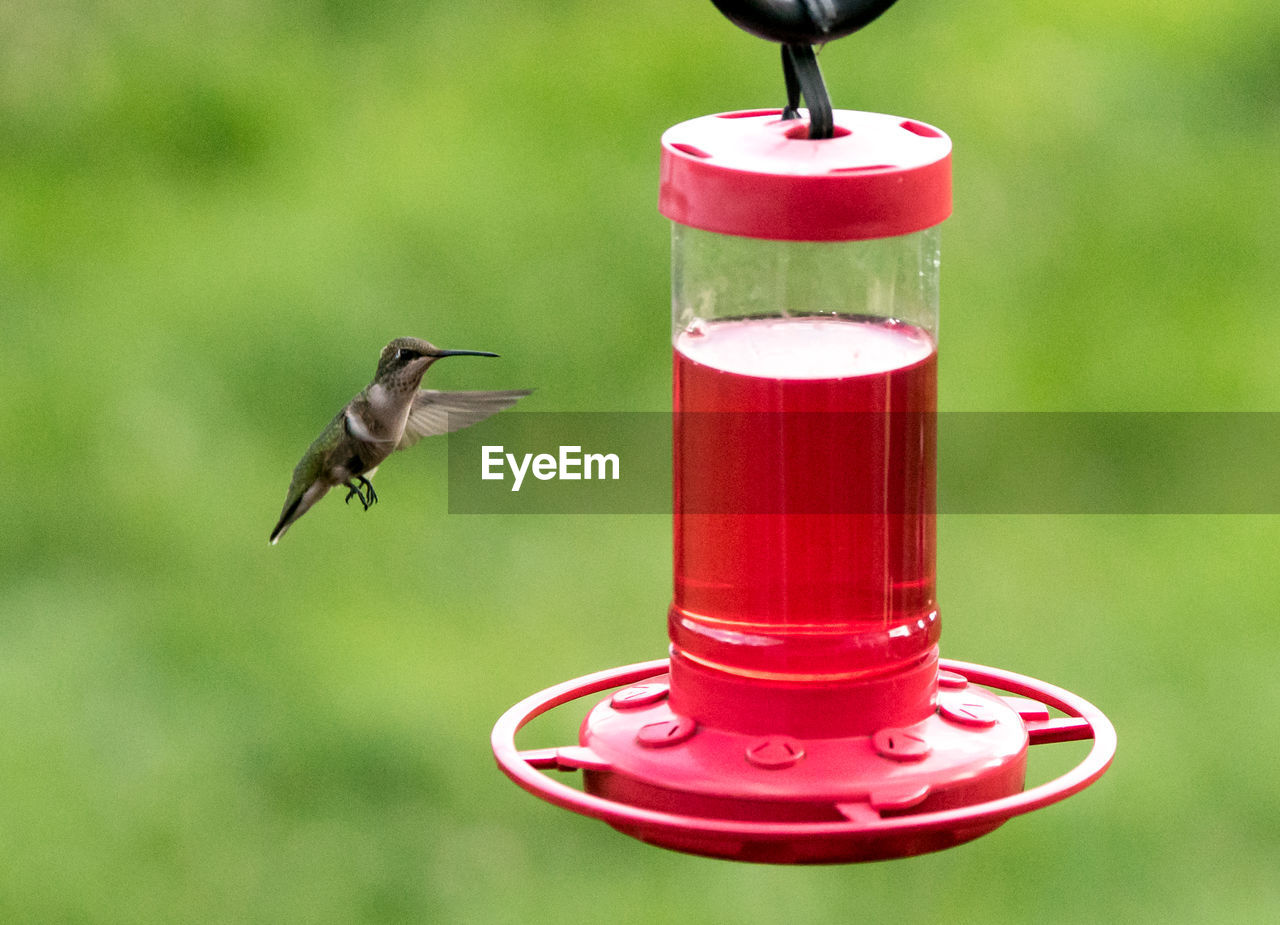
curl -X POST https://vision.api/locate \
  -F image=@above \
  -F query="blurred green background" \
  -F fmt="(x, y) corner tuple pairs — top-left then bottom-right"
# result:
(2, 1), (1278, 922)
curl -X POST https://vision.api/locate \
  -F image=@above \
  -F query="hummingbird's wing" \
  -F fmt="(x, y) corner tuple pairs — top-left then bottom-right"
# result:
(398, 389), (532, 449)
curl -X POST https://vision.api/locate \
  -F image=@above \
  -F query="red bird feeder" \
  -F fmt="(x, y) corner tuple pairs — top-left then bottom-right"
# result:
(493, 4), (1114, 864)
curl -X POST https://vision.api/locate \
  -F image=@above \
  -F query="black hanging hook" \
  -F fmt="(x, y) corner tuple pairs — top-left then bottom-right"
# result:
(780, 44), (833, 139)
(708, 1), (903, 140)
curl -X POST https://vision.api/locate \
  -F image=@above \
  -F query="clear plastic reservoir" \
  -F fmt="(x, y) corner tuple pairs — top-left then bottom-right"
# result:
(670, 223), (940, 682)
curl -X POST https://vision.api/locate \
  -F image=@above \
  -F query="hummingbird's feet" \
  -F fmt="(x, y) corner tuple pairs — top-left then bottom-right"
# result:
(343, 476), (378, 511)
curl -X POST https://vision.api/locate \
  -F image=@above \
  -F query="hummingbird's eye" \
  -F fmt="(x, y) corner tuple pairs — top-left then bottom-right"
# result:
(396, 348), (421, 362)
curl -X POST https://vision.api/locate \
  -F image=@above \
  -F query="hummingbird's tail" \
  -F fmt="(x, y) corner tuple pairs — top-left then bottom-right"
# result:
(269, 481), (330, 545)
(269, 498), (303, 545)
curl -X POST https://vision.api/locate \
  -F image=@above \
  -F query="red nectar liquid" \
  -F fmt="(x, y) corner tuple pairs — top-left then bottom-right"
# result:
(672, 315), (939, 682)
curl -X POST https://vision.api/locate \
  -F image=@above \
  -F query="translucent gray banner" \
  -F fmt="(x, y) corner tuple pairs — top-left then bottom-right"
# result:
(446, 413), (1280, 514)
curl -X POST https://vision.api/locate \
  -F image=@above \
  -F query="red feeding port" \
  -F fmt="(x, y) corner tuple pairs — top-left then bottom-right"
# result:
(492, 110), (1115, 863)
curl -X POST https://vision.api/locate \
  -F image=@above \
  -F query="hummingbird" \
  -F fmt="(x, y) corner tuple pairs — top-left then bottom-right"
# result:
(269, 336), (530, 544)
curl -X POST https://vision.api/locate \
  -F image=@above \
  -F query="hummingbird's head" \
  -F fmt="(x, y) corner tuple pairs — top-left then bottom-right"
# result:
(375, 337), (499, 389)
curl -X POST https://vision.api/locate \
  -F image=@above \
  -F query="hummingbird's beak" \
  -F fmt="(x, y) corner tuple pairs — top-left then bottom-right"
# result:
(432, 349), (499, 359)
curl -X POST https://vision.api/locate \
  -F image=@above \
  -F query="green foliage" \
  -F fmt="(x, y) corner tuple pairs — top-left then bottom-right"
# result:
(2, 1), (1278, 922)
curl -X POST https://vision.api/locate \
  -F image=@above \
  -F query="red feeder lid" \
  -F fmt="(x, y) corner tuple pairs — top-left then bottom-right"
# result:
(659, 109), (951, 242)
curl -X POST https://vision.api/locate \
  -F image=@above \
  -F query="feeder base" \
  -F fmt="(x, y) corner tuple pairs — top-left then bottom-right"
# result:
(493, 658), (1115, 864)
(578, 668), (1026, 862)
